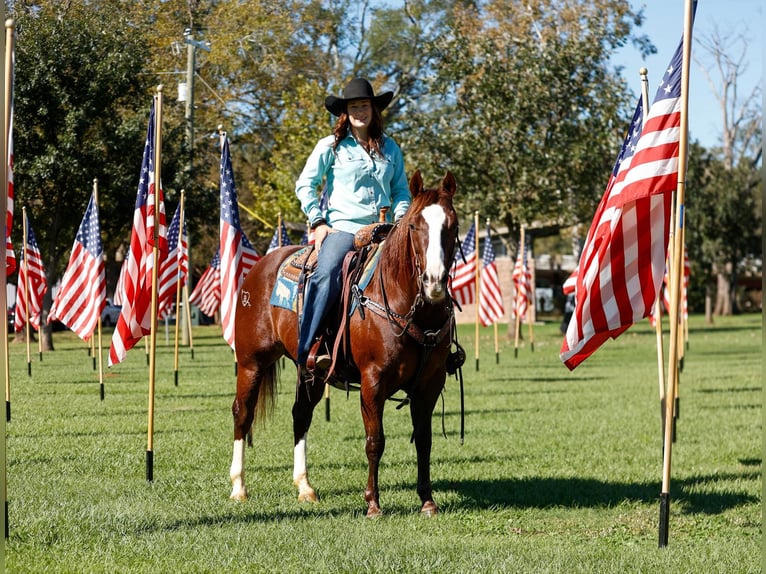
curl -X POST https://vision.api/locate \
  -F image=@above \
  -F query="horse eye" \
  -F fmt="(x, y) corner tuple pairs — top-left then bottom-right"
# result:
(409, 224), (417, 231)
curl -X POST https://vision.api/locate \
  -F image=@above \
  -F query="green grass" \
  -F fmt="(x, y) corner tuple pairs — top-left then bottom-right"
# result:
(5, 314), (762, 573)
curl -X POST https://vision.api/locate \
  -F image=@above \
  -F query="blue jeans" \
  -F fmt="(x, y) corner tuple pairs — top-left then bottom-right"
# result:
(297, 230), (356, 364)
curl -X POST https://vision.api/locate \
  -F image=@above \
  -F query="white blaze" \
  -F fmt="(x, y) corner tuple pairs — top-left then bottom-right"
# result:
(421, 204), (447, 299)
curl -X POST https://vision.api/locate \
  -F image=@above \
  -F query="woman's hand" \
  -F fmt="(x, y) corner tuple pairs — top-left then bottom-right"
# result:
(313, 224), (332, 252)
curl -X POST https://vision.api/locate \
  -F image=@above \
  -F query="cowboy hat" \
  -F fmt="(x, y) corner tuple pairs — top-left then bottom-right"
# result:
(324, 78), (394, 116)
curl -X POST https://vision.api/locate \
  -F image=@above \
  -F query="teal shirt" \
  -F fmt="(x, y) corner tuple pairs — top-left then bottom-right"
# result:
(295, 133), (411, 234)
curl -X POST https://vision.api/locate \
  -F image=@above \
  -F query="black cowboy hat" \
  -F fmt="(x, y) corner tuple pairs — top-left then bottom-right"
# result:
(324, 78), (394, 116)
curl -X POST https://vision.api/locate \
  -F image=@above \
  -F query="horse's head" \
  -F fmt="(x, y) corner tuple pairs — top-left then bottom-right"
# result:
(405, 170), (459, 303)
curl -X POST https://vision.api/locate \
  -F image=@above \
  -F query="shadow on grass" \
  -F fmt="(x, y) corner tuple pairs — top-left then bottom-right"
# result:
(694, 386), (762, 394)
(148, 466), (761, 534)
(433, 469), (761, 516)
(689, 323), (761, 335)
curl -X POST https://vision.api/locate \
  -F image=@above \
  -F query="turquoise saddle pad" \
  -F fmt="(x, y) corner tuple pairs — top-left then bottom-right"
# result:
(268, 245), (382, 313)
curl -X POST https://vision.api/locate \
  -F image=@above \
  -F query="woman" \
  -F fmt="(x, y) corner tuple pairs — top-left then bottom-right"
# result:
(295, 77), (411, 370)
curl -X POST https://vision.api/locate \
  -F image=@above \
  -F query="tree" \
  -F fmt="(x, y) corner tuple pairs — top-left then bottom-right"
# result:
(11, 0), (169, 348)
(397, 0), (652, 241)
(688, 26), (762, 318)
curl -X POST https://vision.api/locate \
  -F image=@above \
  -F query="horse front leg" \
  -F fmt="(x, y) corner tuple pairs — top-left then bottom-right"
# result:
(361, 393), (386, 518)
(292, 372), (325, 502)
(410, 394), (439, 516)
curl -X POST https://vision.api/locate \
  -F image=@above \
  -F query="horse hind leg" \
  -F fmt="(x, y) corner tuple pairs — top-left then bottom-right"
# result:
(229, 363), (276, 501)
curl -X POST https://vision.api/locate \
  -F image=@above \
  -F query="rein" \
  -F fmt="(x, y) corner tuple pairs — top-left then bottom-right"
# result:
(361, 222), (453, 348)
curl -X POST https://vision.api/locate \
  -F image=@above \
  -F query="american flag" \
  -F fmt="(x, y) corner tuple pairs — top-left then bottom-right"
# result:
(450, 222), (476, 306)
(48, 192), (105, 340)
(109, 99), (167, 366)
(266, 220), (292, 253)
(15, 212), (47, 332)
(6, 113), (15, 276)
(560, 36), (686, 370)
(189, 250), (221, 318)
(512, 244), (532, 321)
(156, 203), (188, 320)
(478, 223), (504, 326)
(5, 44), (14, 276)
(219, 136), (259, 349)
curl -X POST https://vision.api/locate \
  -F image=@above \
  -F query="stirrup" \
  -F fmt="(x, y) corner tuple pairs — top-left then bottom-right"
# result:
(306, 337), (332, 373)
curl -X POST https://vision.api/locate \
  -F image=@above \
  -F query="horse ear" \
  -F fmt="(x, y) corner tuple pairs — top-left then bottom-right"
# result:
(441, 171), (456, 199)
(409, 170), (424, 197)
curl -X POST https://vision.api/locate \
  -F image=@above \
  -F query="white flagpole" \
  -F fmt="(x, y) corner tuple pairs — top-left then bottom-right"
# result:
(659, 0), (694, 548)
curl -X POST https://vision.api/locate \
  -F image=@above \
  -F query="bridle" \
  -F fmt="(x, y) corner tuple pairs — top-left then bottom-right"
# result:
(361, 215), (457, 345)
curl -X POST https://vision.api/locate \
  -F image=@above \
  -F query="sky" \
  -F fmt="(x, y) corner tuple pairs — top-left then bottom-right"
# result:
(615, 0), (762, 148)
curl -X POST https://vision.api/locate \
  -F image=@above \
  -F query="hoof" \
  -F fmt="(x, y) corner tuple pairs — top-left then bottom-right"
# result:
(230, 485), (248, 501)
(366, 506), (383, 519)
(298, 489), (318, 503)
(420, 501), (438, 517)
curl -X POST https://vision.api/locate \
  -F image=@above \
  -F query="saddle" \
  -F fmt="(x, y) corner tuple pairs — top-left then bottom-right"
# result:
(279, 221), (393, 284)
(285, 222), (393, 386)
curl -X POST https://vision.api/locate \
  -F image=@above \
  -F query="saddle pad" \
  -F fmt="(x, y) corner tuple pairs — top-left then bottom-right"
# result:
(270, 257), (301, 311)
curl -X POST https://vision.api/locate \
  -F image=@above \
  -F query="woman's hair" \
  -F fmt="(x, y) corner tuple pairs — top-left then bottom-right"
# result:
(332, 104), (385, 156)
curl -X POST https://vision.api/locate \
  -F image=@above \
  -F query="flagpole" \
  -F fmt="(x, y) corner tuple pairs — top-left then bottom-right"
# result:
(93, 178), (105, 400)
(527, 250), (535, 352)
(473, 211), (480, 371)
(173, 190), (185, 387)
(2, 14), (9, 542)
(21, 207), (31, 376)
(146, 86), (164, 483)
(659, 0), (694, 548)
(641, 66), (668, 439)
(1, 17), (8, 423)
(513, 226), (525, 358)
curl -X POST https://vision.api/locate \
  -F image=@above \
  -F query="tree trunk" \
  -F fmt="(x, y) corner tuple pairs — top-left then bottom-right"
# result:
(704, 281), (714, 324)
(41, 324), (54, 352)
(713, 270), (732, 316)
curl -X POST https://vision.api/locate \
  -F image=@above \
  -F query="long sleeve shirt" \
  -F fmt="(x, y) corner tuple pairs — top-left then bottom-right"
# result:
(295, 133), (411, 235)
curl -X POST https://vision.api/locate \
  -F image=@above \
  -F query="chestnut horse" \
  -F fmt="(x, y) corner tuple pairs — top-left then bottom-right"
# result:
(229, 170), (459, 517)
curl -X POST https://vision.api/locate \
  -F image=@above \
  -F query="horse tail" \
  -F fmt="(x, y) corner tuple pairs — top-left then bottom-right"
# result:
(253, 359), (280, 426)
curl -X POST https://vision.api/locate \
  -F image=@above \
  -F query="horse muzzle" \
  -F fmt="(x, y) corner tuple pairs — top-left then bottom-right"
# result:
(421, 271), (448, 302)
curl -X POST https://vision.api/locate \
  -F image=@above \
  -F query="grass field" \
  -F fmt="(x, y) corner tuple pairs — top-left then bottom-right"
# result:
(4, 313), (762, 573)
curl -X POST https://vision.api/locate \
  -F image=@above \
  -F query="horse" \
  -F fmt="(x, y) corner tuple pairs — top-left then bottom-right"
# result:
(229, 170), (460, 517)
